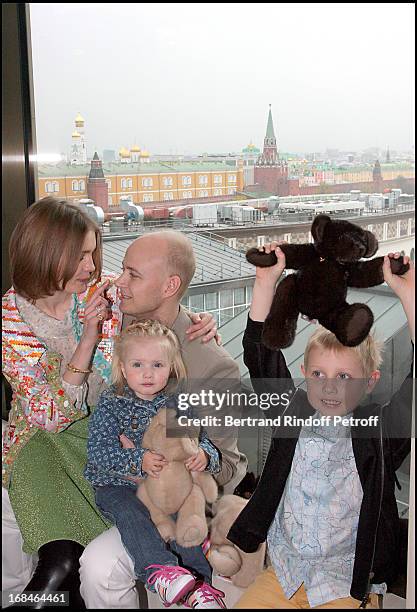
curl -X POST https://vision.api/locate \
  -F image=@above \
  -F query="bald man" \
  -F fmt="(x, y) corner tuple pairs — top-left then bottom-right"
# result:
(79, 230), (247, 609)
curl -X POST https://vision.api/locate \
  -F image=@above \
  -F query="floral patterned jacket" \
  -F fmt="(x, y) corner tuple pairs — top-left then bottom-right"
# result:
(2, 276), (121, 488)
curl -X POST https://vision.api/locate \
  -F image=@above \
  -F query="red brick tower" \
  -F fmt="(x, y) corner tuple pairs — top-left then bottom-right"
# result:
(254, 105), (289, 195)
(372, 159), (384, 192)
(87, 152), (109, 210)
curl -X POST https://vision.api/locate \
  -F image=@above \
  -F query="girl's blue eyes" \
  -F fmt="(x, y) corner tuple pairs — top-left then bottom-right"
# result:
(132, 362), (164, 368)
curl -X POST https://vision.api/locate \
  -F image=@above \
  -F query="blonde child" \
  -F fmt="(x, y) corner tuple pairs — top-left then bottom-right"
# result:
(85, 320), (226, 609)
(228, 244), (414, 609)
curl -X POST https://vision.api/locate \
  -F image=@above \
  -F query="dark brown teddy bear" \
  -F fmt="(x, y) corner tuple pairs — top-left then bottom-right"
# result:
(246, 214), (409, 349)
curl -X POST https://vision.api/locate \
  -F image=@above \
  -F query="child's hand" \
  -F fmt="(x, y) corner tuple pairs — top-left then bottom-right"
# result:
(383, 253), (414, 302)
(383, 253), (415, 343)
(255, 242), (287, 286)
(142, 450), (168, 478)
(119, 433), (135, 449)
(184, 448), (209, 472)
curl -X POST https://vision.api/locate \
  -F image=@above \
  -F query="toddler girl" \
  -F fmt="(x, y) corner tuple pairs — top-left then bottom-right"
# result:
(85, 320), (225, 609)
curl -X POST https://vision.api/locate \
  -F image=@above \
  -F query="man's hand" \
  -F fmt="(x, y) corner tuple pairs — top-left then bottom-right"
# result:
(142, 450), (168, 478)
(184, 448), (209, 472)
(186, 312), (221, 344)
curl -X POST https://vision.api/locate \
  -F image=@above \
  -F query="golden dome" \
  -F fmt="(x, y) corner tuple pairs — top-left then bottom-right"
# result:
(130, 144), (141, 152)
(119, 147), (130, 158)
(75, 112), (84, 124)
(72, 131), (81, 138)
(140, 149), (150, 158)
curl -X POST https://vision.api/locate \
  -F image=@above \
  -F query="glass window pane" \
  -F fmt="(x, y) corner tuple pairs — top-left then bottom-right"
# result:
(205, 292), (219, 310)
(246, 285), (253, 304)
(234, 287), (245, 305)
(220, 289), (233, 308)
(189, 294), (204, 311)
(219, 308), (234, 327)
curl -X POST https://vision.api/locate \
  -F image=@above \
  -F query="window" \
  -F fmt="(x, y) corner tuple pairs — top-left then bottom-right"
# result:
(214, 188), (222, 196)
(214, 175), (222, 184)
(121, 178), (126, 189)
(189, 294), (204, 311)
(163, 192), (174, 200)
(205, 292), (218, 310)
(182, 176), (192, 186)
(163, 177), (173, 187)
(228, 187), (236, 195)
(228, 174), (236, 183)
(143, 194), (153, 202)
(183, 191), (192, 198)
(142, 177), (153, 187)
(198, 175), (208, 185)
(127, 178), (133, 189)
(198, 190), (208, 197)
(45, 182), (53, 193)
(72, 180), (79, 191)
(220, 289), (233, 308)
(234, 287), (245, 305)
(53, 181), (59, 192)
(79, 180), (85, 191)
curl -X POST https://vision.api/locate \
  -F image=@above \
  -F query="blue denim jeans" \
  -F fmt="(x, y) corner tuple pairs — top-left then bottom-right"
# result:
(94, 484), (212, 586)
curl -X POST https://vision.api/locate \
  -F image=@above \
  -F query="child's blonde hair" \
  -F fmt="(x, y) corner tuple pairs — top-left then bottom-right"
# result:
(112, 320), (187, 394)
(304, 326), (383, 377)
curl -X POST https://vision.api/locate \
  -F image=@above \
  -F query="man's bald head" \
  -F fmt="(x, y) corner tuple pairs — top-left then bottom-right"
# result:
(134, 230), (196, 299)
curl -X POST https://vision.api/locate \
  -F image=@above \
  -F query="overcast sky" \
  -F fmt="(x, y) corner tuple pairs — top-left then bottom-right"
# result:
(29, 3), (415, 157)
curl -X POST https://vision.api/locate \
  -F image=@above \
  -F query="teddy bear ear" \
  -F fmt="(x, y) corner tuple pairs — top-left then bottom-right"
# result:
(311, 214), (331, 242)
(364, 230), (379, 257)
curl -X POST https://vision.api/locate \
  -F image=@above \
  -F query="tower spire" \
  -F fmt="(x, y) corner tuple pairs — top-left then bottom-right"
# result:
(258, 105), (278, 165)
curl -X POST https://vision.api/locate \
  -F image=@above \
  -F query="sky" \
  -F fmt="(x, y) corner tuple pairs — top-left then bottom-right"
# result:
(29, 3), (415, 157)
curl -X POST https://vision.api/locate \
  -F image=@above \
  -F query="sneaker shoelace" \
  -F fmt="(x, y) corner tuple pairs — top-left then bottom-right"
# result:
(146, 564), (192, 587)
(194, 583), (225, 604)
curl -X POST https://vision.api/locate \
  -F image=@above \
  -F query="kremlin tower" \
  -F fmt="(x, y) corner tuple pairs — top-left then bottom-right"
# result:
(87, 152), (109, 210)
(254, 105), (289, 195)
(70, 113), (87, 165)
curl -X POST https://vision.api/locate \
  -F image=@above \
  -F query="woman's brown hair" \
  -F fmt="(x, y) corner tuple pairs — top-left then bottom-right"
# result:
(9, 197), (102, 301)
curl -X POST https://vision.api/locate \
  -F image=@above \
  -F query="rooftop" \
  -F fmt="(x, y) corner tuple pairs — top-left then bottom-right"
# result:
(37, 161), (241, 177)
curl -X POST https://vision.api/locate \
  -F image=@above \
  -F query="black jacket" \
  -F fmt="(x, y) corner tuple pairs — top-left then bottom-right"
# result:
(228, 316), (413, 601)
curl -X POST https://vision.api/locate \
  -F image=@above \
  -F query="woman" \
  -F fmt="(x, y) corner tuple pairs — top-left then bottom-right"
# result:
(2, 197), (218, 609)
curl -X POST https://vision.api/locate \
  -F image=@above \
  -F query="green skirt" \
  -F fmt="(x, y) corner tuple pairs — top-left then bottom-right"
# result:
(8, 416), (111, 554)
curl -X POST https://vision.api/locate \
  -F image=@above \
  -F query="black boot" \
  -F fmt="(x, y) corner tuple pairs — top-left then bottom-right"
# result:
(9, 540), (86, 610)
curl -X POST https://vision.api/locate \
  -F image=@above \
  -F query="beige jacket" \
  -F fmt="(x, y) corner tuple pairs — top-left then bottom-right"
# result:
(172, 307), (247, 491)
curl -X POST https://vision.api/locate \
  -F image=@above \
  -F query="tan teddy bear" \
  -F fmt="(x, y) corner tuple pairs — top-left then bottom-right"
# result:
(207, 494), (266, 588)
(136, 407), (218, 548)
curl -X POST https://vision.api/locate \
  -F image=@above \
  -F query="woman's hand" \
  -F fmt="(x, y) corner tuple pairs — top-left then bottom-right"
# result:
(142, 450), (168, 478)
(81, 280), (112, 344)
(184, 448), (209, 472)
(186, 312), (221, 345)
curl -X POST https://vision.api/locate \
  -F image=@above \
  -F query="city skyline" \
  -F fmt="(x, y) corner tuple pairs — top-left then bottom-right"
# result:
(29, 3), (414, 156)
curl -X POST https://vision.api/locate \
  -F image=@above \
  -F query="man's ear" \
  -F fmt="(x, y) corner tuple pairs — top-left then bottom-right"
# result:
(301, 364), (306, 377)
(365, 370), (380, 394)
(164, 275), (182, 298)
(311, 214), (331, 243)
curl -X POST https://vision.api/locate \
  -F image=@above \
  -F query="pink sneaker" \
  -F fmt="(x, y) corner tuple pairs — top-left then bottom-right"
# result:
(183, 582), (226, 609)
(146, 564), (196, 607)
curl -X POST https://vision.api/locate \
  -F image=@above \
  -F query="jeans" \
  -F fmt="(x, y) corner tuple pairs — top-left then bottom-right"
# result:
(94, 485), (212, 586)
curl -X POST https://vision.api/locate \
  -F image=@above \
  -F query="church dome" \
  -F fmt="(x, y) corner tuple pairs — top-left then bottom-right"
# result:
(75, 113), (84, 125)
(140, 149), (150, 158)
(119, 147), (130, 158)
(242, 142), (260, 154)
(130, 144), (141, 152)
(72, 131), (81, 138)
